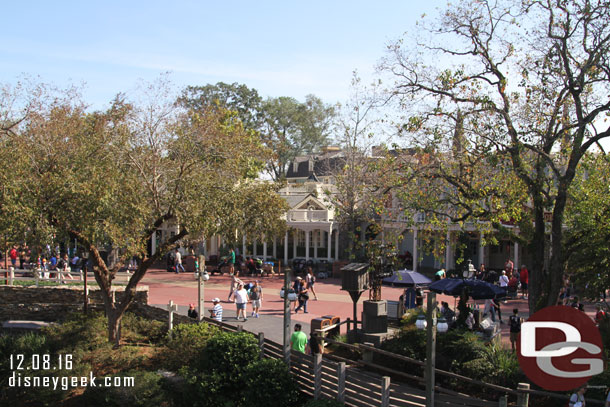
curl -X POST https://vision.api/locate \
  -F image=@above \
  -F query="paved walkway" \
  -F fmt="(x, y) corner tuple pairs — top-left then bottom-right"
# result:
(138, 268), (599, 347)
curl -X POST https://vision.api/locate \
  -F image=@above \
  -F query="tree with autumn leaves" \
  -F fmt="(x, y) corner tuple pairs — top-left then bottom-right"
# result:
(0, 79), (288, 345)
(380, 0), (610, 311)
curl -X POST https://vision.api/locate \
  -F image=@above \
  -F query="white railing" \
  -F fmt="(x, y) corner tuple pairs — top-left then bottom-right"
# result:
(0, 268), (131, 286)
(288, 209), (332, 222)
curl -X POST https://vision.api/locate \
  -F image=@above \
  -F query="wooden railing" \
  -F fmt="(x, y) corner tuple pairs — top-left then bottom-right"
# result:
(197, 316), (500, 407)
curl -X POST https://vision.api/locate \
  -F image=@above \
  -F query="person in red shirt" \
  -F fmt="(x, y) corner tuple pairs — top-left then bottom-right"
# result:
(9, 246), (18, 268)
(519, 265), (529, 299)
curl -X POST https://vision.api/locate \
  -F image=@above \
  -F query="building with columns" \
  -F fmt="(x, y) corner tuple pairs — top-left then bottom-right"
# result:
(149, 145), (531, 273)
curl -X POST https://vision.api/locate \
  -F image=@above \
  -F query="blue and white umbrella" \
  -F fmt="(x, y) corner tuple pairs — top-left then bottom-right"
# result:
(383, 269), (432, 286)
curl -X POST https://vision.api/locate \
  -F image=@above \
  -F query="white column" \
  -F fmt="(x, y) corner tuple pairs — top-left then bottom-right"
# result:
(514, 241), (519, 271)
(151, 233), (157, 256)
(413, 229), (418, 273)
(263, 237), (268, 261)
(305, 230), (310, 261)
(327, 227), (332, 261)
(293, 231), (297, 259)
(445, 230), (451, 269)
(253, 239), (257, 257)
(335, 229), (339, 261)
(273, 237), (277, 259)
(284, 232), (289, 264)
(478, 234), (485, 268)
(314, 230), (318, 259)
(242, 235), (247, 257)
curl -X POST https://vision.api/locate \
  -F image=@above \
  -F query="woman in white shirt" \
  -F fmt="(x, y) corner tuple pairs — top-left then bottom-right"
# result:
(499, 270), (509, 288)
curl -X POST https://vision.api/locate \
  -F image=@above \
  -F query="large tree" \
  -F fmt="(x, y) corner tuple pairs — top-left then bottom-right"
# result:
(381, 0), (610, 310)
(564, 152), (610, 299)
(2, 80), (287, 344)
(179, 82), (337, 180)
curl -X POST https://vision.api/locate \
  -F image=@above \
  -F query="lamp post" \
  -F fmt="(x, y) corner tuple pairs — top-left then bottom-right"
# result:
(196, 264), (209, 322)
(417, 291), (446, 407)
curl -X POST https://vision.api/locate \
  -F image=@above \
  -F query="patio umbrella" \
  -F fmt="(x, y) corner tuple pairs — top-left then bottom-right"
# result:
(383, 269), (432, 286)
(428, 278), (506, 300)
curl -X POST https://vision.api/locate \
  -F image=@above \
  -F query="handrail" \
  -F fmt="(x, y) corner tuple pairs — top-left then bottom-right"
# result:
(325, 337), (520, 396)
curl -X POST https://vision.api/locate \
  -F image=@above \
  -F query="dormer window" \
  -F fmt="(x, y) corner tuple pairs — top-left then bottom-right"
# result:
(293, 162), (299, 173)
(308, 160), (314, 173)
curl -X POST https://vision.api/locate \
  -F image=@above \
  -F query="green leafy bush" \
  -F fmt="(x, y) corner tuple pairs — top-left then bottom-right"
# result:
(162, 322), (219, 370)
(43, 312), (108, 352)
(380, 326), (426, 360)
(81, 370), (169, 407)
(241, 358), (300, 407)
(178, 331), (261, 407)
(120, 313), (167, 344)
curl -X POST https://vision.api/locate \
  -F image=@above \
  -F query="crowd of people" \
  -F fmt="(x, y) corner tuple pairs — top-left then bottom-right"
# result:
(4, 244), (84, 284)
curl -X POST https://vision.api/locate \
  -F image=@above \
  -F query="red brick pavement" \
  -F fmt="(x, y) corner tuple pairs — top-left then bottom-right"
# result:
(140, 268), (599, 347)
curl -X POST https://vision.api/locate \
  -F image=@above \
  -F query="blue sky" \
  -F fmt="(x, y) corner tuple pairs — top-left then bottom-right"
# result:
(1, 1), (444, 109)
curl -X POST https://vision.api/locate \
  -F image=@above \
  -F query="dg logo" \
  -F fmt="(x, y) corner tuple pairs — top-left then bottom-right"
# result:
(517, 305), (604, 391)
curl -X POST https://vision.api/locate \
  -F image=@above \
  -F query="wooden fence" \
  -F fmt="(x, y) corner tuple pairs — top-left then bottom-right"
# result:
(198, 316), (502, 407)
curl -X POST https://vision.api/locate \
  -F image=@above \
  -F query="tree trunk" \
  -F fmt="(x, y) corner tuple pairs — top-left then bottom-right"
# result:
(529, 202), (547, 312)
(107, 307), (122, 348)
(546, 190), (569, 308)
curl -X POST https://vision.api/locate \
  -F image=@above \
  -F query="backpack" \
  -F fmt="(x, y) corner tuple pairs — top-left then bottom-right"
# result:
(510, 315), (521, 332)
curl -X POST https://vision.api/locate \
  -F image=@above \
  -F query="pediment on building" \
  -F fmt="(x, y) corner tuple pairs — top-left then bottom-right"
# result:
(294, 195), (328, 211)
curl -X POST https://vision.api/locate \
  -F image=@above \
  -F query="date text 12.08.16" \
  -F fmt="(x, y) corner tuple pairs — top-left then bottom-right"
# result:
(10, 354), (72, 371)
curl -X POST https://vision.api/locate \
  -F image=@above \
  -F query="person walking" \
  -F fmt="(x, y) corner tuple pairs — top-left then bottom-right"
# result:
(569, 384), (586, 407)
(305, 267), (318, 300)
(249, 280), (263, 318)
(509, 308), (522, 352)
(294, 277), (309, 314)
(228, 248), (236, 275)
(58, 253), (73, 284)
(492, 298), (503, 324)
(228, 274), (243, 302)
(290, 324), (308, 353)
(19, 246), (26, 269)
(519, 265), (529, 299)
(210, 298), (223, 322)
(174, 248), (185, 274)
(234, 283), (249, 321)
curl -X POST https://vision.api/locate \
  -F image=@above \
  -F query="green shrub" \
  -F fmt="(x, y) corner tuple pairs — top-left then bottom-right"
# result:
(0, 332), (90, 405)
(380, 326), (426, 360)
(303, 399), (345, 407)
(436, 329), (487, 371)
(120, 313), (167, 344)
(42, 312), (108, 352)
(179, 331), (261, 407)
(241, 359), (299, 407)
(162, 322), (219, 371)
(81, 370), (169, 407)
(400, 308), (421, 326)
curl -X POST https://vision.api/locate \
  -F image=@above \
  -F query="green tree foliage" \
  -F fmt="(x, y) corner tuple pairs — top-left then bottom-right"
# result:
(0, 78), (288, 344)
(180, 82), (263, 131)
(380, 0), (610, 310)
(179, 82), (337, 180)
(564, 152), (610, 298)
(261, 94), (336, 180)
